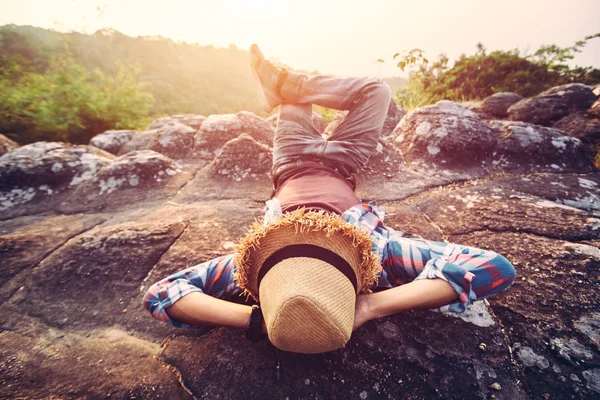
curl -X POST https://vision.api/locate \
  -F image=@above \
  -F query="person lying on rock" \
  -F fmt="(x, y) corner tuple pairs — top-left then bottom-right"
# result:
(143, 44), (517, 354)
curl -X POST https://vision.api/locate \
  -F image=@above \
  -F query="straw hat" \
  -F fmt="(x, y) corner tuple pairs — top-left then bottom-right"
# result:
(234, 208), (380, 354)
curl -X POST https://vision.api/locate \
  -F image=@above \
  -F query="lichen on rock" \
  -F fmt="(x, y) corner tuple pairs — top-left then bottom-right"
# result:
(392, 100), (496, 177)
(147, 122), (196, 159)
(208, 133), (272, 181)
(88, 150), (181, 195)
(89, 130), (137, 155)
(488, 120), (592, 173)
(195, 111), (274, 156)
(0, 142), (113, 210)
(508, 83), (597, 126)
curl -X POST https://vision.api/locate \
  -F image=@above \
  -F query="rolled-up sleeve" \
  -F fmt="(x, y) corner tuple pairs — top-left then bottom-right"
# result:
(142, 254), (241, 327)
(381, 236), (516, 313)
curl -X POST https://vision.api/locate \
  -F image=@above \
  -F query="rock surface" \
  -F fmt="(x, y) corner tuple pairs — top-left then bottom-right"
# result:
(508, 83), (597, 126)
(381, 100), (407, 138)
(208, 133), (272, 180)
(553, 111), (600, 156)
(194, 111), (274, 156)
(147, 122), (196, 159)
(488, 121), (592, 174)
(393, 100), (496, 179)
(0, 142), (114, 217)
(89, 130), (137, 155)
(78, 150), (182, 196)
(2, 88), (600, 399)
(118, 130), (156, 155)
(90, 116), (205, 160)
(482, 92), (524, 118)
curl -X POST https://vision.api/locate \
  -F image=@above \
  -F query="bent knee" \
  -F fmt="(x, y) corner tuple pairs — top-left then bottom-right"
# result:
(369, 81), (392, 104)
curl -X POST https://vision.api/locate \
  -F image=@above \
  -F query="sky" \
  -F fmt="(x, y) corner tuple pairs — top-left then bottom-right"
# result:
(1, 0), (599, 78)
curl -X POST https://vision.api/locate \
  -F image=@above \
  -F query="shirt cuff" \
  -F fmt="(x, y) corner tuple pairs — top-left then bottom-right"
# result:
(145, 279), (204, 328)
(414, 258), (476, 313)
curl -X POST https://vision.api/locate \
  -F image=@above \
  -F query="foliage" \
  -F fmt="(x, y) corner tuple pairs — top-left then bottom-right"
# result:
(0, 54), (153, 144)
(1, 26), (265, 117)
(313, 105), (337, 124)
(0, 25), (269, 144)
(393, 34), (600, 108)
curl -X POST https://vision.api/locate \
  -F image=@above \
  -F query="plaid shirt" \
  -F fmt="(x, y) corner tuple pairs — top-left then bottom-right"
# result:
(143, 200), (516, 327)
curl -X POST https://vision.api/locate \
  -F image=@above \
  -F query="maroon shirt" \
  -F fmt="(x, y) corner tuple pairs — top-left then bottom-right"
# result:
(274, 164), (360, 215)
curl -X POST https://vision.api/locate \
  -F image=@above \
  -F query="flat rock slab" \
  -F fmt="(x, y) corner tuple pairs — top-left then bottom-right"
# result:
(452, 231), (600, 398)
(0, 327), (192, 399)
(415, 180), (600, 241)
(356, 166), (447, 202)
(374, 203), (444, 241)
(117, 201), (263, 341)
(0, 213), (105, 303)
(482, 173), (600, 212)
(4, 101), (600, 399)
(161, 308), (527, 399)
(173, 168), (272, 203)
(7, 213), (186, 331)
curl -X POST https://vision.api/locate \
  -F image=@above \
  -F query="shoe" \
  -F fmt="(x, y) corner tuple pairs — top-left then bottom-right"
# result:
(250, 44), (285, 113)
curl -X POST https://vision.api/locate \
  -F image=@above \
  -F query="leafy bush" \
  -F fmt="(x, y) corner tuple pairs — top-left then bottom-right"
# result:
(0, 26), (266, 117)
(393, 34), (600, 108)
(0, 55), (153, 144)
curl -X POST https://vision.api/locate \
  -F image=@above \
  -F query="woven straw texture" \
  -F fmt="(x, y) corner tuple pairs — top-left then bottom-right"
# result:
(260, 258), (355, 353)
(234, 208), (380, 301)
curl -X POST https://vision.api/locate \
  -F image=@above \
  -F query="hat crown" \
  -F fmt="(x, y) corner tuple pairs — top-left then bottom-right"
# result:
(259, 258), (355, 354)
(233, 208), (381, 354)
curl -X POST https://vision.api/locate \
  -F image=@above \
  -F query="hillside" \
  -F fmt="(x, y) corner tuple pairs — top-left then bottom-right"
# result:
(0, 24), (264, 117)
(1, 25), (406, 119)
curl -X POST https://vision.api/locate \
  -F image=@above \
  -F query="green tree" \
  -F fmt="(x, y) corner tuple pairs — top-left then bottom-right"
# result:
(0, 55), (153, 144)
(393, 33), (600, 108)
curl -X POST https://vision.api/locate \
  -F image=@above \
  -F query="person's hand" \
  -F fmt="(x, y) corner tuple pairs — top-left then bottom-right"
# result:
(353, 294), (373, 331)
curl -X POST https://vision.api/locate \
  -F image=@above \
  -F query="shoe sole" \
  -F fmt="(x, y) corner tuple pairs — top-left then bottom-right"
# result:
(250, 54), (275, 113)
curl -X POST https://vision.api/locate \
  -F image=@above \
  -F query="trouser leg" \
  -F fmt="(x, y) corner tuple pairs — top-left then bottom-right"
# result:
(273, 73), (392, 173)
(272, 103), (325, 172)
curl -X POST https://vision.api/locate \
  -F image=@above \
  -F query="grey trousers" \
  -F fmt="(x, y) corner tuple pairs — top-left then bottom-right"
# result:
(272, 74), (392, 175)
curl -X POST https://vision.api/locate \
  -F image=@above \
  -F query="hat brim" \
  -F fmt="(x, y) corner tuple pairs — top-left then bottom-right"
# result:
(233, 208), (381, 301)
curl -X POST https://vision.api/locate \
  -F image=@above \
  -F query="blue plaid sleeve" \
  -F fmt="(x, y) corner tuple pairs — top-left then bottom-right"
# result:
(342, 201), (516, 313)
(142, 254), (241, 327)
(382, 235), (516, 312)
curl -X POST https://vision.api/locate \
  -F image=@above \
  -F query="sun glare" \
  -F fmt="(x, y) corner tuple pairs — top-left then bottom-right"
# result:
(240, 0), (274, 17)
